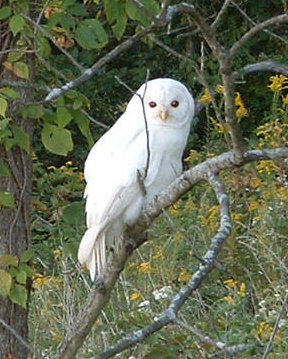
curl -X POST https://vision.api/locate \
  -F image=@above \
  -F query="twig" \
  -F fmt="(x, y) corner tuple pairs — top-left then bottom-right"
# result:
(23, 15), (85, 72)
(211, 0), (232, 30)
(0, 79), (51, 92)
(0, 317), (35, 354)
(114, 72), (151, 190)
(174, 318), (251, 356)
(44, 26), (154, 102)
(231, 0), (288, 45)
(230, 14), (288, 58)
(84, 175), (231, 359)
(56, 147), (288, 359)
(262, 291), (288, 359)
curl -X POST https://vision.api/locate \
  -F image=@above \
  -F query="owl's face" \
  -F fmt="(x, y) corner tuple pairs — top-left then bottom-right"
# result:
(127, 78), (195, 128)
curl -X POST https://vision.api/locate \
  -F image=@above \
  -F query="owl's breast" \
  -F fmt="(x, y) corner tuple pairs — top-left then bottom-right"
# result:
(144, 125), (188, 199)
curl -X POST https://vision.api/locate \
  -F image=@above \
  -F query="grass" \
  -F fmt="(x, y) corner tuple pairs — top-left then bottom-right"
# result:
(29, 82), (288, 357)
(29, 160), (288, 358)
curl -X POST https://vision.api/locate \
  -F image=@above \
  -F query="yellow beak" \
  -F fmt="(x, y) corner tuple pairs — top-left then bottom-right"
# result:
(159, 110), (169, 121)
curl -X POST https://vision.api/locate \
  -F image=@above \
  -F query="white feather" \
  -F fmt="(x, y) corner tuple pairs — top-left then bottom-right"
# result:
(78, 78), (195, 279)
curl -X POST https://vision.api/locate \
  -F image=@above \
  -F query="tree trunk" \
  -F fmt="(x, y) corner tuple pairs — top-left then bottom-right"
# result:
(0, 6), (34, 358)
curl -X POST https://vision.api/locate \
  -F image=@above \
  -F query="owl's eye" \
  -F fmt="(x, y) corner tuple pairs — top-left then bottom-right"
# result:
(171, 100), (179, 108)
(148, 101), (157, 108)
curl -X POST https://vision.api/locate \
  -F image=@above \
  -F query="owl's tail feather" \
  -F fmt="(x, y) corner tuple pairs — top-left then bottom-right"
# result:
(78, 227), (106, 280)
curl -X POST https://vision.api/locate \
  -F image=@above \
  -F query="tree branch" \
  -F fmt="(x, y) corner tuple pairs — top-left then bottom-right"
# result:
(57, 147), (288, 359)
(230, 14), (288, 58)
(0, 317), (35, 354)
(23, 15), (85, 73)
(235, 60), (288, 79)
(44, 26), (154, 103)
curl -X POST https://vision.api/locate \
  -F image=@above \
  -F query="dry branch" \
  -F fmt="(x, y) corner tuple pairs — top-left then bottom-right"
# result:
(57, 147), (288, 359)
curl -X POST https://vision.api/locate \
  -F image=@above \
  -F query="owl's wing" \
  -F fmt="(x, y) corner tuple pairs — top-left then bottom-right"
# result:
(78, 113), (147, 275)
(84, 113), (146, 226)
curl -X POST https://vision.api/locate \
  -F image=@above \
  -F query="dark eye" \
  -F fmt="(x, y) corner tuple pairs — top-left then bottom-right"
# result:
(171, 100), (179, 107)
(148, 101), (157, 108)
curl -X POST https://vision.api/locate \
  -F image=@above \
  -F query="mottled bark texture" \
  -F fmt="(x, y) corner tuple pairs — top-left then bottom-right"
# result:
(0, 3), (34, 357)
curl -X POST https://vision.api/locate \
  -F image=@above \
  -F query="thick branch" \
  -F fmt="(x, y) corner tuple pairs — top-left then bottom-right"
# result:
(235, 60), (288, 78)
(87, 174), (231, 359)
(57, 147), (288, 359)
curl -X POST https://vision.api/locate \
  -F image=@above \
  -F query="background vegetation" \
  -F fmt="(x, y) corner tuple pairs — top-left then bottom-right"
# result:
(1, 0), (288, 358)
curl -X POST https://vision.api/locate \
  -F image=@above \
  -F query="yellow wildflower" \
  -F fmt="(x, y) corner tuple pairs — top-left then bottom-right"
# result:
(216, 85), (225, 94)
(153, 246), (164, 260)
(224, 279), (237, 288)
(209, 116), (228, 133)
(237, 282), (247, 297)
(139, 261), (153, 274)
(199, 88), (213, 105)
(282, 94), (288, 105)
(277, 187), (288, 201)
(250, 177), (263, 189)
(231, 212), (243, 221)
(53, 248), (62, 260)
(235, 92), (248, 118)
(47, 165), (56, 170)
(248, 199), (261, 211)
(174, 230), (184, 241)
(256, 160), (279, 174)
(130, 292), (141, 301)
(268, 74), (288, 92)
(169, 201), (180, 216)
(223, 295), (235, 305)
(256, 321), (273, 339)
(236, 105), (248, 118)
(178, 268), (191, 282)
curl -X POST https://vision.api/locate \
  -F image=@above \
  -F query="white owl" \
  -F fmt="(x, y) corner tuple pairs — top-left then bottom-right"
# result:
(78, 78), (195, 280)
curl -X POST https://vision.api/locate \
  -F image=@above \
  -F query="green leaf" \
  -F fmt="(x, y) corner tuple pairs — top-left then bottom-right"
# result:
(19, 263), (34, 277)
(0, 97), (8, 117)
(0, 270), (12, 296)
(62, 201), (85, 225)
(41, 123), (73, 156)
(3, 61), (29, 80)
(5, 125), (30, 152)
(60, 13), (75, 32)
(12, 61), (29, 80)
(9, 15), (26, 36)
(38, 36), (52, 58)
(0, 191), (15, 208)
(73, 111), (94, 147)
(20, 249), (35, 263)
(104, 0), (127, 40)
(112, 13), (127, 40)
(0, 254), (19, 267)
(0, 87), (21, 100)
(7, 51), (23, 62)
(126, 0), (160, 26)
(22, 104), (44, 119)
(0, 160), (10, 177)
(0, 6), (11, 20)
(75, 19), (108, 50)
(16, 270), (27, 284)
(10, 284), (27, 308)
(56, 107), (73, 127)
(0, 118), (11, 140)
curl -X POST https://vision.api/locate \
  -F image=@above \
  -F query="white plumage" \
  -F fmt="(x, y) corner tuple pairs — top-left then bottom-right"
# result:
(78, 78), (195, 280)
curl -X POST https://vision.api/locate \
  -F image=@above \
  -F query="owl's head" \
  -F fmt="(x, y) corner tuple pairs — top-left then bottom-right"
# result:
(126, 78), (195, 128)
